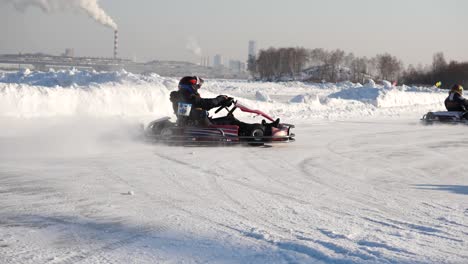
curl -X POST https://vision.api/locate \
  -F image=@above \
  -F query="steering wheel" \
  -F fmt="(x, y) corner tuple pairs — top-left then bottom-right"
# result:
(214, 97), (234, 114)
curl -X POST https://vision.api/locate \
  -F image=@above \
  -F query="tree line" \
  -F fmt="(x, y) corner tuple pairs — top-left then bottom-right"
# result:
(248, 47), (402, 83)
(248, 47), (467, 88)
(248, 48), (308, 81)
(402, 52), (468, 89)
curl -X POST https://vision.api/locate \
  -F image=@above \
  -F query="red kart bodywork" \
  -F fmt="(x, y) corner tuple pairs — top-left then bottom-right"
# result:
(146, 100), (295, 145)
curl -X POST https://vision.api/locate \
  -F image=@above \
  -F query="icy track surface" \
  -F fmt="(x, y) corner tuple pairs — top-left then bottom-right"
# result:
(0, 70), (466, 263)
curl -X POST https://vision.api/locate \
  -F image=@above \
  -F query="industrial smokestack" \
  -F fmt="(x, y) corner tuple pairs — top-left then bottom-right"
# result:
(114, 30), (118, 59)
(2, 0), (118, 30)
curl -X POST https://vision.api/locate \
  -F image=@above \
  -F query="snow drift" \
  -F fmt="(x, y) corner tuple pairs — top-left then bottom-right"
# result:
(0, 69), (447, 120)
(329, 86), (443, 108)
(0, 69), (176, 118)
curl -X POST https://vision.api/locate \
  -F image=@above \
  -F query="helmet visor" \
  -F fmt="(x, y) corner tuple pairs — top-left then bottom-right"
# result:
(195, 76), (204, 88)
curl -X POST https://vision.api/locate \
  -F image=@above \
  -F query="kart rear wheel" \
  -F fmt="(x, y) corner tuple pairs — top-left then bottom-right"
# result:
(425, 112), (435, 121)
(151, 120), (172, 135)
(248, 124), (265, 146)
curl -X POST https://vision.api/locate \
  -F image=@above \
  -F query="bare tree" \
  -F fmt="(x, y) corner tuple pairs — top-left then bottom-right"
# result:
(256, 48), (277, 80)
(350, 57), (368, 83)
(344, 53), (355, 68)
(247, 54), (257, 78)
(293, 47), (309, 78)
(432, 52), (448, 73)
(327, 49), (345, 82)
(376, 53), (402, 81)
(278, 48), (291, 78)
(309, 48), (330, 80)
(309, 48), (329, 65)
(255, 47), (309, 80)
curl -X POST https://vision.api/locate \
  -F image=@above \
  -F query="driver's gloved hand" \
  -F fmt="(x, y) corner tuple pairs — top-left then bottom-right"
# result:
(223, 98), (233, 107)
(216, 95), (232, 106)
(216, 95), (228, 105)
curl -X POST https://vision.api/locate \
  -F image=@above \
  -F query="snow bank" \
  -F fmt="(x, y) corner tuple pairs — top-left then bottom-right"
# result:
(330, 85), (444, 108)
(0, 69), (176, 118)
(382, 80), (393, 88)
(290, 93), (321, 105)
(0, 70), (447, 120)
(364, 79), (376, 88)
(255, 91), (272, 102)
(0, 68), (173, 87)
(329, 87), (382, 106)
(0, 83), (174, 118)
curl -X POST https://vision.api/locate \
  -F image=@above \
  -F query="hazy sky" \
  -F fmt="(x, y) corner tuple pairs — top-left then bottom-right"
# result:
(1, 0), (466, 66)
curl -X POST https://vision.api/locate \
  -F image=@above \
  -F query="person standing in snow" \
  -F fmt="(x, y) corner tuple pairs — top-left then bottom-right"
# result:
(444, 84), (468, 112)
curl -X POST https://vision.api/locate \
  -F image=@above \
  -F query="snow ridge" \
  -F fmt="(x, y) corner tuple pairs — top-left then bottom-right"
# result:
(0, 69), (446, 119)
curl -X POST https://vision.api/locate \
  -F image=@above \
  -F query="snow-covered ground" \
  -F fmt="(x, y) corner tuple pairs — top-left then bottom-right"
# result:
(0, 70), (466, 263)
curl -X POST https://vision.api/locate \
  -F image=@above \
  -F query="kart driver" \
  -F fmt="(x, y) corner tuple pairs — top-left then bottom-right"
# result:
(170, 76), (230, 126)
(445, 84), (468, 112)
(169, 76), (279, 132)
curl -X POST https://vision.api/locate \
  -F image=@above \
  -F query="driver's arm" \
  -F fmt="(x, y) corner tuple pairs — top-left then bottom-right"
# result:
(191, 95), (227, 110)
(461, 97), (468, 109)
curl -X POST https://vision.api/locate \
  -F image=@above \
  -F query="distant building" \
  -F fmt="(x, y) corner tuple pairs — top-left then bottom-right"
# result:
(200, 56), (210, 67)
(63, 48), (74, 57)
(213, 54), (223, 68)
(248, 41), (257, 58)
(229, 60), (246, 74)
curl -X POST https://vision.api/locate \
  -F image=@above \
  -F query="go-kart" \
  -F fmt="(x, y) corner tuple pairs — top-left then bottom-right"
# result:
(421, 111), (468, 124)
(145, 98), (295, 146)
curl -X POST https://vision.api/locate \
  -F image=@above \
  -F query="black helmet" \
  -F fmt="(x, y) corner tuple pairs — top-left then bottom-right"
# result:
(451, 84), (463, 95)
(178, 76), (204, 93)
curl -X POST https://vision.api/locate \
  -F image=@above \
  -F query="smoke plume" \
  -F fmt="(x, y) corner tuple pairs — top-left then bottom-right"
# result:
(186, 37), (202, 57)
(2, 0), (117, 29)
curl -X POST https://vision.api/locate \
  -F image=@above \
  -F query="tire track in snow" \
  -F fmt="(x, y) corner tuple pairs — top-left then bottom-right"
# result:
(52, 229), (159, 264)
(150, 150), (286, 241)
(294, 127), (466, 260)
(242, 148), (305, 193)
(151, 147), (400, 263)
(153, 150), (308, 236)
(152, 150), (325, 246)
(320, 128), (467, 244)
(152, 151), (244, 208)
(0, 171), (102, 263)
(42, 159), (175, 264)
(153, 151), (309, 206)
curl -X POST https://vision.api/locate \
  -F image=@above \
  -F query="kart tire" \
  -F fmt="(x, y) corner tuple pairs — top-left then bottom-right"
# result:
(248, 124), (265, 146)
(151, 120), (173, 136)
(425, 112), (434, 121)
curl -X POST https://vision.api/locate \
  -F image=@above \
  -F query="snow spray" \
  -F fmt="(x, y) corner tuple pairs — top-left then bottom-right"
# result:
(2, 0), (118, 29)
